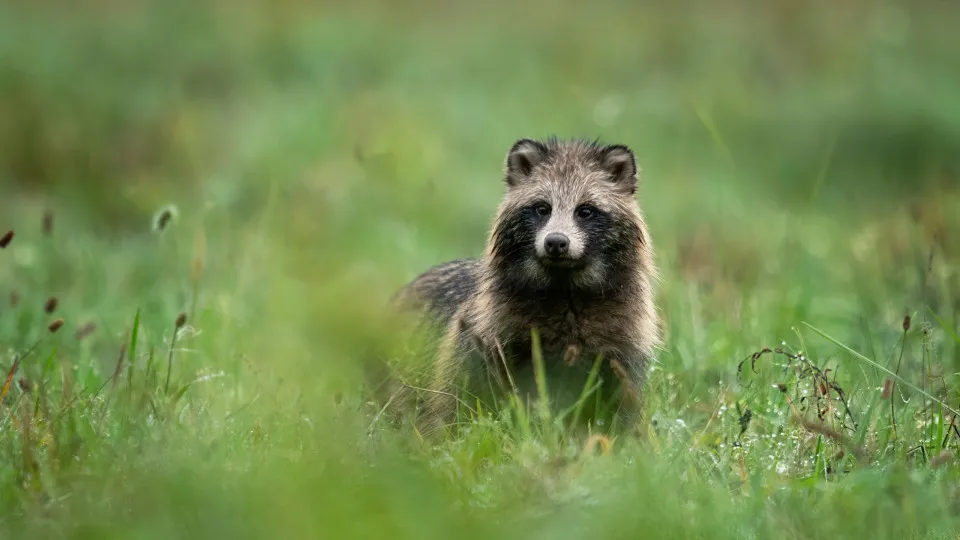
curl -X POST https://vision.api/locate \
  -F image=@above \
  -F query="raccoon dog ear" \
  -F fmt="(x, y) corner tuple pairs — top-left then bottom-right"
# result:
(600, 144), (640, 195)
(505, 138), (549, 187)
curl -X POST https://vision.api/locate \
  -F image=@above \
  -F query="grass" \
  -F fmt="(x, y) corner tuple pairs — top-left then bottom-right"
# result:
(2, 0), (960, 538)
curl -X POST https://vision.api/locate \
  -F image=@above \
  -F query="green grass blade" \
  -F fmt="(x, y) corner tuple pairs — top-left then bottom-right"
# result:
(127, 308), (141, 391)
(530, 328), (550, 425)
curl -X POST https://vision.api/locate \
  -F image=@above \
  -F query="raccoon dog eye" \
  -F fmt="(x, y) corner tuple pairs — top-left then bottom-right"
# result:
(576, 205), (595, 219)
(534, 203), (552, 217)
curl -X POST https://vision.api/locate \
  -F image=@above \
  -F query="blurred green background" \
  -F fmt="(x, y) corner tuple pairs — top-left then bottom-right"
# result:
(1, 0), (959, 538)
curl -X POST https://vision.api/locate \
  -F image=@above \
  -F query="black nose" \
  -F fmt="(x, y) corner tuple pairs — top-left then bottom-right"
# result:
(544, 233), (570, 257)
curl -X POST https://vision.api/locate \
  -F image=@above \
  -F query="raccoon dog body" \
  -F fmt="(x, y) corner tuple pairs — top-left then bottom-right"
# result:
(392, 137), (660, 437)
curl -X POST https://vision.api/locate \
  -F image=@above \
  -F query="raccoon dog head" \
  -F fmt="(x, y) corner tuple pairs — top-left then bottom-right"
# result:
(487, 137), (648, 293)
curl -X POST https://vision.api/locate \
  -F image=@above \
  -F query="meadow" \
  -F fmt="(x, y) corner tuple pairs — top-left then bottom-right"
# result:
(1, 1), (959, 538)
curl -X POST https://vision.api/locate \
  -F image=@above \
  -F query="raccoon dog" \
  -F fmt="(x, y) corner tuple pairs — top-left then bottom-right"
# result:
(387, 137), (660, 438)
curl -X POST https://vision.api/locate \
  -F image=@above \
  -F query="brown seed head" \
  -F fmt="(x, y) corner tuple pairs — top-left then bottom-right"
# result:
(175, 312), (188, 329)
(881, 378), (893, 400)
(44, 296), (59, 314)
(48, 319), (64, 333)
(0, 230), (13, 249)
(9, 290), (20, 307)
(156, 209), (173, 232)
(42, 211), (54, 236)
(75, 322), (97, 341)
(931, 450), (955, 470)
(583, 434), (613, 456)
(17, 378), (31, 393)
(902, 315), (911, 332)
(562, 344), (581, 366)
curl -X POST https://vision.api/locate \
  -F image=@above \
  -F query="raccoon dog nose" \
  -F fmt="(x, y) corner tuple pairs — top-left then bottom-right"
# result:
(544, 233), (570, 257)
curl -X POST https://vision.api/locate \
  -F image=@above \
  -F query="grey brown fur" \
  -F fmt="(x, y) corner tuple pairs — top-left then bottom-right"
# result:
(389, 137), (660, 438)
